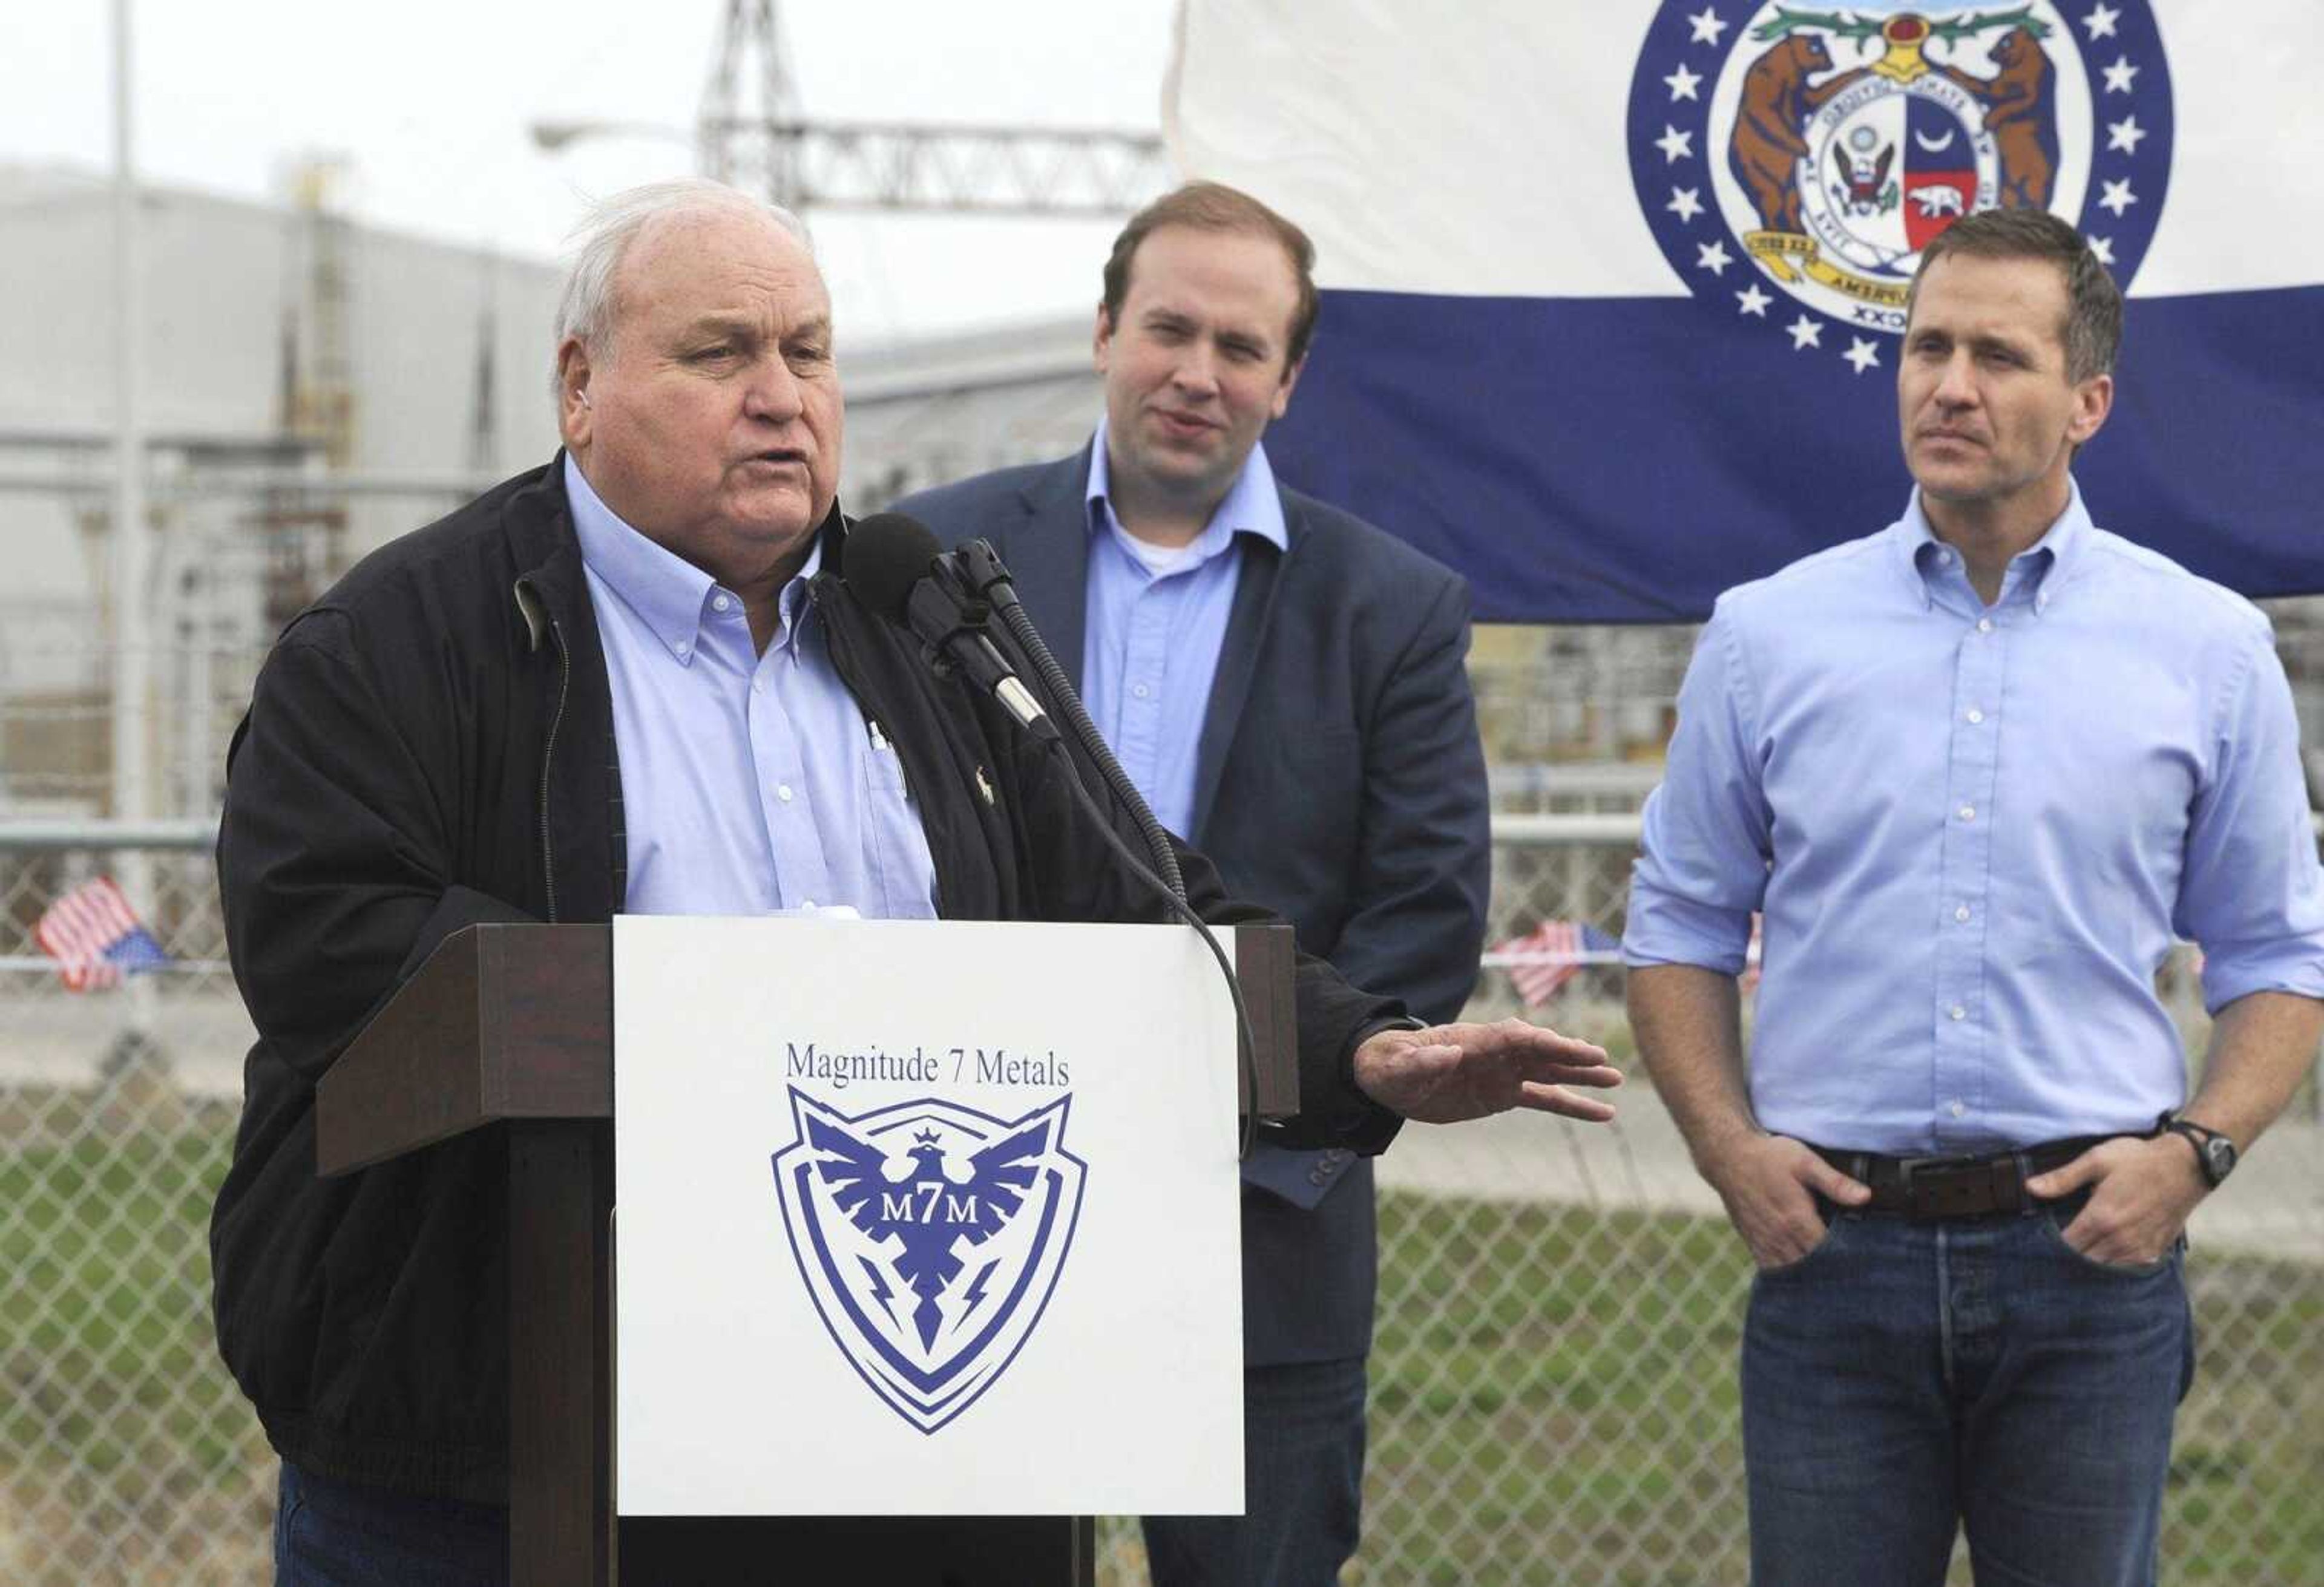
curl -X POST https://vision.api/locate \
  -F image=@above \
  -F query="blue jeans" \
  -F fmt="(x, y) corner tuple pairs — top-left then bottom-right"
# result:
(274, 1462), (508, 1587)
(1742, 1196), (2193, 1587)
(1142, 1356), (1368, 1587)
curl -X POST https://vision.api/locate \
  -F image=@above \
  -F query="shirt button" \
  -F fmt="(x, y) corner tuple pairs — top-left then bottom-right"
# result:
(675, 642), (691, 659)
(1949, 1004), (1967, 1021)
(801, 898), (815, 910)
(1977, 618), (1994, 634)
(1937, 549), (1954, 565)
(1132, 683), (1152, 699)
(1955, 905), (1971, 923)
(712, 594), (732, 612)
(1965, 708), (1984, 724)
(1949, 1100), (1968, 1118)
(777, 784), (795, 803)
(752, 679), (764, 695)
(1957, 805), (1975, 822)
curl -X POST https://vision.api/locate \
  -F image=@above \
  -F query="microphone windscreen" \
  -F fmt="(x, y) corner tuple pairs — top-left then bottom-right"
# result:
(844, 513), (947, 626)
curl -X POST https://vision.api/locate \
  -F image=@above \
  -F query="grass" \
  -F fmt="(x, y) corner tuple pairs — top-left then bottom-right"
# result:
(1350, 1193), (2324, 1586)
(1, 1090), (275, 1586)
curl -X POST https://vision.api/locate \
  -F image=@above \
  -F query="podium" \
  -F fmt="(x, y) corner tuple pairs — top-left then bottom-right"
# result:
(313, 921), (1299, 1585)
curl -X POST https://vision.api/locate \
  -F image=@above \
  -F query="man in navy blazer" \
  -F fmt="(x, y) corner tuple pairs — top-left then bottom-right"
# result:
(898, 182), (1491, 1586)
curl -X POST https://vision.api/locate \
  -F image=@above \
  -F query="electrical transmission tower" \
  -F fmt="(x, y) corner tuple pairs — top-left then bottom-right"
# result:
(698, 0), (1170, 216)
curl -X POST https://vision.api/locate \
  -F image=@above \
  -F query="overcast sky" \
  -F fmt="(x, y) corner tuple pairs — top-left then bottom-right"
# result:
(13, 1), (1180, 342)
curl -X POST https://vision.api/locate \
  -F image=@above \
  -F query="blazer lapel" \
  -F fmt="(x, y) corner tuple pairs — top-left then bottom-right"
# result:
(1006, 450), (1097, 693)
(1188, 497), (1297, 843)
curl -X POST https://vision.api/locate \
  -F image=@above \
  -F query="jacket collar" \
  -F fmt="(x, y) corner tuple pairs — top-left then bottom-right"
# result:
(505, 453), (589, 652)
(1002, 448), (1103, 692)
(1008, 442), (1310, 844)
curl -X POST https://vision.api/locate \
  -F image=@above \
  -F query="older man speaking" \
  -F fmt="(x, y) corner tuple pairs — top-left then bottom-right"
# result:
(208, 179), (1619, 1583)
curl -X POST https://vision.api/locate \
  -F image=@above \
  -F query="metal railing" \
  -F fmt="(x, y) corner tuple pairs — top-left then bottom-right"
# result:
(3, 823), (2317, 1585)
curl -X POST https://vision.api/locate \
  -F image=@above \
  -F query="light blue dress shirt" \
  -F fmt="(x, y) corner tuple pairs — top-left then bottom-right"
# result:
(1624, 485), (2324, 1154)
(565, 456), (937, 919)
(1082, 417), (1289, 837)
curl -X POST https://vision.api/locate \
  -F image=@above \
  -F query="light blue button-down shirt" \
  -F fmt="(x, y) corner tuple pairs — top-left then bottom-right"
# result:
(565, 456), (937, 919)
(1082, 418), (1288, 838)
(1624, 485), (2324, 1154)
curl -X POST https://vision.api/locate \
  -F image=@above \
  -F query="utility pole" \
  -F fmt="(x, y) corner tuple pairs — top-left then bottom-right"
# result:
(110, 0), (157, 1068)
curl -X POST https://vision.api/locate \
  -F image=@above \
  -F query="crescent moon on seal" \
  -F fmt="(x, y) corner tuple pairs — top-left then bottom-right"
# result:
(1914, 128), (1957, 153)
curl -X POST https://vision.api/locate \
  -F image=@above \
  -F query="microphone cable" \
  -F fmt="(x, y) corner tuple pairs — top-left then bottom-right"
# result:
(1036, 733), (1262, 1163)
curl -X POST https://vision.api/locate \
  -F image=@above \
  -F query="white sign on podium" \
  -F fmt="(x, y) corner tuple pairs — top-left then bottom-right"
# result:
(613, 915), (1245, 1517)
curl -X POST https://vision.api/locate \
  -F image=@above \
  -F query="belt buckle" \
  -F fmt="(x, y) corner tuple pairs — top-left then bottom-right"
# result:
(1897, 1151), (2007, 1219)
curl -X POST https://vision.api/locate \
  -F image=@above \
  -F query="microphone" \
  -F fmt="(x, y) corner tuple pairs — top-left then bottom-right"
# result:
(844, 512), (1058, 742)
(850, 517), (1257, 1151)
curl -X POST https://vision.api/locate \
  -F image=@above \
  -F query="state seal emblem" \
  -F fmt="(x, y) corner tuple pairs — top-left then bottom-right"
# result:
(1629, 3), (2172, 372)
(772, 1088), (1088, 1433)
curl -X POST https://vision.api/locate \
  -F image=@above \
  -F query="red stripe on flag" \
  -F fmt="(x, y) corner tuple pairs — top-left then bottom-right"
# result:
(36, 876), (147, 993)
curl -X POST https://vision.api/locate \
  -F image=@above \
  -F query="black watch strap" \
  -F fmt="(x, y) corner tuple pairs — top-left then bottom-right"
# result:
(2156, 1111), (2236, 1188)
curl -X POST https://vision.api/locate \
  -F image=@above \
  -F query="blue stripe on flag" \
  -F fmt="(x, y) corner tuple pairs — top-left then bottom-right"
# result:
(1266, 286), (2324, 623)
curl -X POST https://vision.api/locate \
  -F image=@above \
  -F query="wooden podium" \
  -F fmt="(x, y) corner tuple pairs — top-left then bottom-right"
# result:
(313, 921), (1299, 1585)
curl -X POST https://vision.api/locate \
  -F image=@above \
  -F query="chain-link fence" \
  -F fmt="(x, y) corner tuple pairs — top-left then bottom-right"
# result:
(5, 825), (2319, 1585)
(1, 831), (269, 1585)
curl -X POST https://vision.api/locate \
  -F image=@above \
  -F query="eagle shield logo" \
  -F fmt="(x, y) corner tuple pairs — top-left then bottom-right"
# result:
(772, 1090), (1088, 1433)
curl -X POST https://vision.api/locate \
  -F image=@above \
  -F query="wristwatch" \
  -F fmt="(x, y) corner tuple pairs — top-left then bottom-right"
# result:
(2158, 1111), (2237, 1189)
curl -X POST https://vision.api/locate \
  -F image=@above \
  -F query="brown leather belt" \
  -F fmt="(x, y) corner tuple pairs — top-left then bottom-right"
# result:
(1808, 1136), (2123, 1220)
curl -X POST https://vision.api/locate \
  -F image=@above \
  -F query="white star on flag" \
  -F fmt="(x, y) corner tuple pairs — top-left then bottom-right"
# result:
(1736, 284), (1772, 318)
(1667, 186), (1705, 222)
(2083, 4), (2121, 39)
(1655, 125), (1694, 163)
(2107, 116), (2145, 153)
(2098, 178), (2138, 217)
(2103, 57), (2138, 93)
(2089, 236), (2117, 266)
(1696, 240), (1733, 275)
(1787, 315), (1823, 350)
(1687, 7), (1728, 45)
(1665, 63), (1704, 101)
(1844, 338), (1881, 375)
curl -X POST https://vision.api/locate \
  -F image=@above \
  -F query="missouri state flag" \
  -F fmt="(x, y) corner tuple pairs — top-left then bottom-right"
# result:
(1163, 1), (2324, 621)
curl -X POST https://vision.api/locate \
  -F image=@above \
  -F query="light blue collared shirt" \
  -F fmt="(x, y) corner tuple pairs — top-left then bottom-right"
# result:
(565, 456), (937, 920)
(1082, 417), (1288, 837)
(1624, 484), (2324, 1154)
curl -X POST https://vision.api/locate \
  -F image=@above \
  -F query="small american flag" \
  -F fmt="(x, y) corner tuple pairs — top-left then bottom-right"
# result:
(1492, 919), (1621, 1008)
(34, 876), (171, 992)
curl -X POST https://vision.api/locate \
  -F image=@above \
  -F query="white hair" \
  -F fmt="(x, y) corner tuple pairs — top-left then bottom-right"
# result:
(550, 178), (813, 396)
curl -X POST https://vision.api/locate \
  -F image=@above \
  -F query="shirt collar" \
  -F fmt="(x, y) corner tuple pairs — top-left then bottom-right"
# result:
(1891, 479), (2092, 616)
(565, 453), (821, 661)
(1082, 415), (1290, 563)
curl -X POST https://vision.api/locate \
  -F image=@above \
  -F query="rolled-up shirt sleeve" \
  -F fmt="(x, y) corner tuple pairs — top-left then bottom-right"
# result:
(1624, 603), (1771, 975)
(2173, 624), (2324, 1012)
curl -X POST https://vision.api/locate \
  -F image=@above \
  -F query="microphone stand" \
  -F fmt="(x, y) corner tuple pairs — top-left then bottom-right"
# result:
(943, 541), (1259, 1157)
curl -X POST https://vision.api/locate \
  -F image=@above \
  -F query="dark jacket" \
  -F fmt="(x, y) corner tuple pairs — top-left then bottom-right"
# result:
(898, 448), (1489, 1363)
(210, 460), (1403, 1502)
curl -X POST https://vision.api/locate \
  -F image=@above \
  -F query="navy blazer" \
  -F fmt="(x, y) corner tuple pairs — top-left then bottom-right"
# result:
(897, 448), (1490, 1364)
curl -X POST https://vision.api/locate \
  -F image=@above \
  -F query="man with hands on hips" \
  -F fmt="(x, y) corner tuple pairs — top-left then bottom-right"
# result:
(1625, 208), (2324, 1587)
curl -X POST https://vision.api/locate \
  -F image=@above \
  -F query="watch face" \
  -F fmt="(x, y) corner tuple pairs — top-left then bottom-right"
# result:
(2200, 1136), (2237, 1185)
